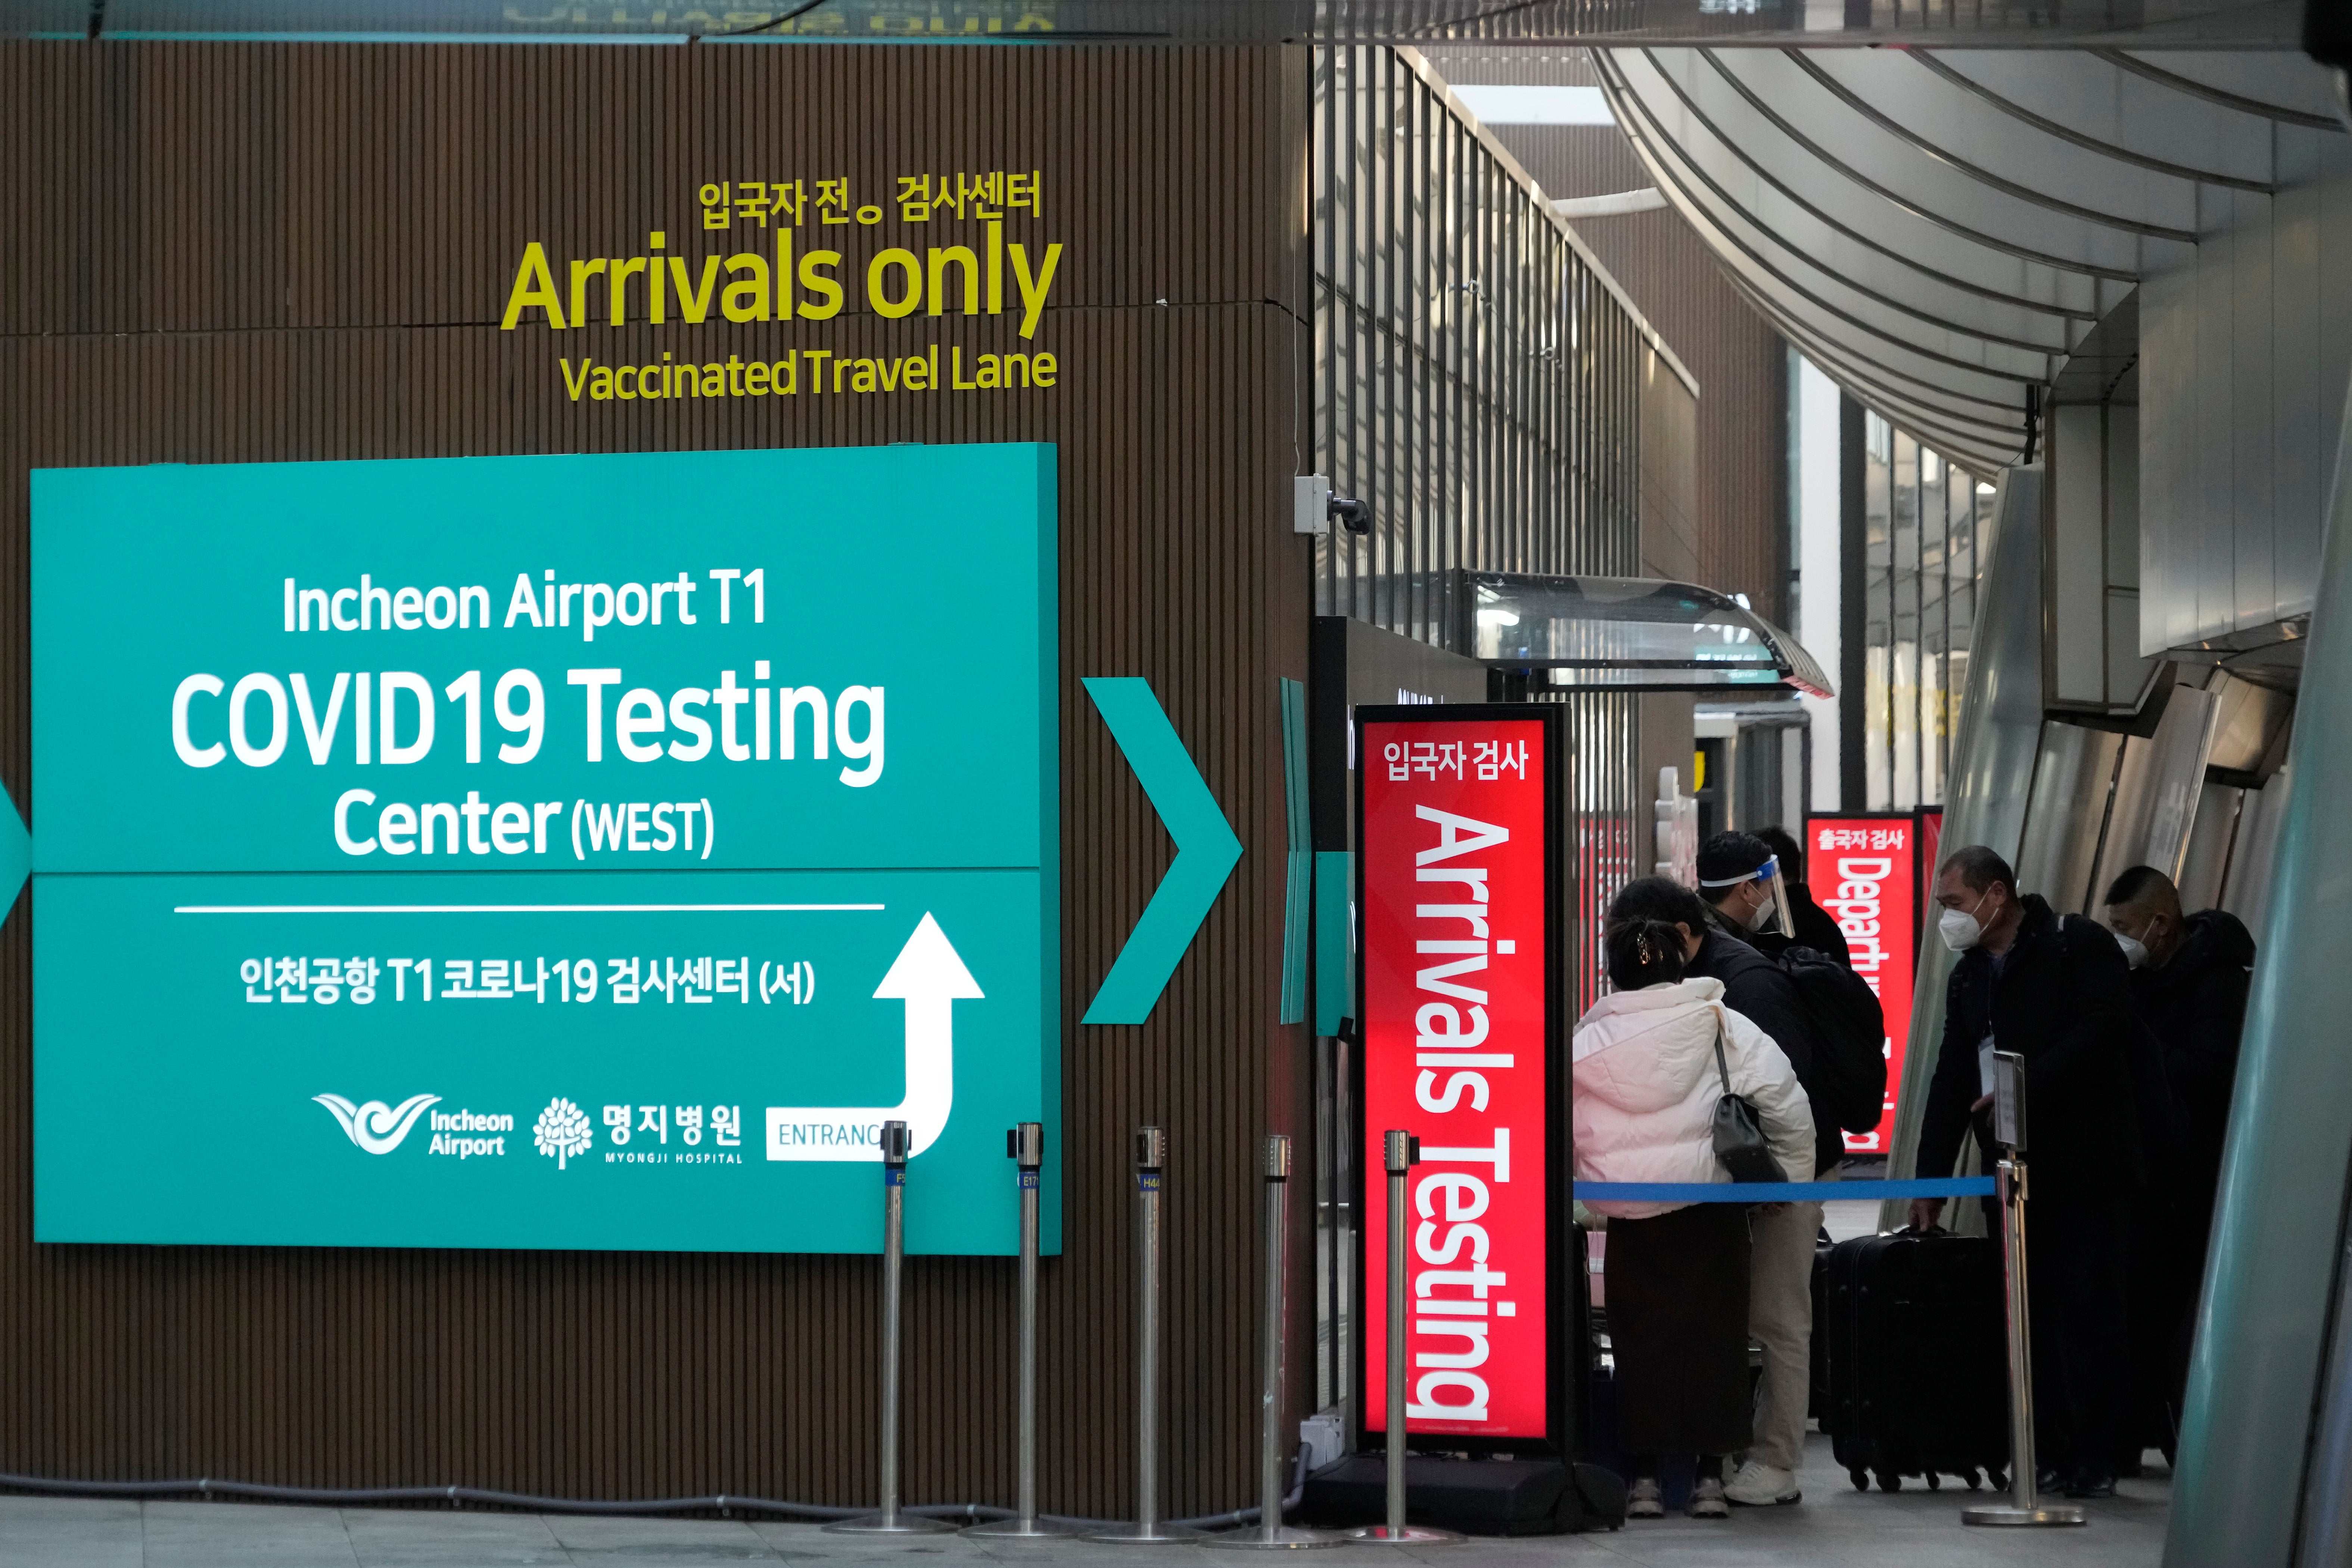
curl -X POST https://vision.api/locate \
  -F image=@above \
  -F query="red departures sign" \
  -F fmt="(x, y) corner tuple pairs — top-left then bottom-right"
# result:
(1808, 815), (1917, 1155)
(1358, 708), (1559, 1444)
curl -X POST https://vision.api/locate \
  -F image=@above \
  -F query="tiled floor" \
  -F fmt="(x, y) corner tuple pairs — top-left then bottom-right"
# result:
(0, 1435), (2168, 1568)
(1822, 1198), (1881, 1244)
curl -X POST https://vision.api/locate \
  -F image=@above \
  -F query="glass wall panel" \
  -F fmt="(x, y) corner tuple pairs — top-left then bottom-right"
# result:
(1308, 46), (1655, 1418)
(1859, 413), (1993, 811)
(1314, 46), (1645, 640)
(1555, 688), (1639, 1021)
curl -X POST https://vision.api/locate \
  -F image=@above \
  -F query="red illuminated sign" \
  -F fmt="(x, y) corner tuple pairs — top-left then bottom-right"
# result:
(1357, 707), (1561, 1445)
(1808, 815), (1917, 1155)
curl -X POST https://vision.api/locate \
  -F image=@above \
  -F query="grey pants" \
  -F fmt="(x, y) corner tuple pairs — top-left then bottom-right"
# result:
(1744, 1169), (1835, 1471)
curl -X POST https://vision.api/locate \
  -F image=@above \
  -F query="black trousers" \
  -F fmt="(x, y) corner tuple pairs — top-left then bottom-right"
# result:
(2123, 1182), (2215, 1460)
(1606, 1203), (1753, 1460)
(2025, 1196), (2132, 1473)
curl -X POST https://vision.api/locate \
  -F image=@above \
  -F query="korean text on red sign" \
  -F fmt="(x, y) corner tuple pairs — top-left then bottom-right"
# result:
(1808, 816), (1916, 1154)
(1361, 714), (1552, 1440)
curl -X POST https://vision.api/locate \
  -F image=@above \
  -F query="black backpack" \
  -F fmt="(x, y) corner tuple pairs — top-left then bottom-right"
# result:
(1774, 943), (1890, 1134)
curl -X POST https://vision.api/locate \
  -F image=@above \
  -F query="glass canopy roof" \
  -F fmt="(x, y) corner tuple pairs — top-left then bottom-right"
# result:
(1460, 570), (1833, 698)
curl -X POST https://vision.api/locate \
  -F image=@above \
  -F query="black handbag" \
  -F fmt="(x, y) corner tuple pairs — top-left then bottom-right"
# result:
(1710, 1014), (1786, 1184)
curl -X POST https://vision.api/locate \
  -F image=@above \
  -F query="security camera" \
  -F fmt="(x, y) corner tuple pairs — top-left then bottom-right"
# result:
(1328, 495), (1372, 535)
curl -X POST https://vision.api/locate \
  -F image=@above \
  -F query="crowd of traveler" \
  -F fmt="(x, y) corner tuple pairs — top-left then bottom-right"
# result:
(1914, 847), (2250, 1496)
(1572, 828), (2251, 1518)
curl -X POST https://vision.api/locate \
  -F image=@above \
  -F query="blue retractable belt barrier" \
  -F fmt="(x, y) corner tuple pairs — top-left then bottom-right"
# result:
(1571, 1177), (1995, 1204)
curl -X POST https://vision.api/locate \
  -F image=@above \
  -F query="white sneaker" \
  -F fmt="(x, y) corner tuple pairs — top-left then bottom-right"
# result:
(1723, 1460), (1801, 1507)
(1626, 1478), (1665, 1518)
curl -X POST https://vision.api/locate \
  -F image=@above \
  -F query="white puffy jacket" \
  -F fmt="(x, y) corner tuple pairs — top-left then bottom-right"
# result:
(1571, 976), (1816, 1219)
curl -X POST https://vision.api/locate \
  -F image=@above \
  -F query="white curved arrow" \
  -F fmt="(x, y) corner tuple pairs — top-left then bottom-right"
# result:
(765, 912), (982, 1163)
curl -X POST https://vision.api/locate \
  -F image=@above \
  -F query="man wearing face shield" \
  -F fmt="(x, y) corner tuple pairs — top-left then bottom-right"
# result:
(1912, 845), (2144, 1499)
(1699, 833), (1796, 946)
(1689, 833), (1836, 1507)
(1755, 826), (1852, 967)
(2101, 864), (2255, 1457)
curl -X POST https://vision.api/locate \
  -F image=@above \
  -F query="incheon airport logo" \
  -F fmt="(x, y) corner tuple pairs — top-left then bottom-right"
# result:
(313, 1092), (441, 1155)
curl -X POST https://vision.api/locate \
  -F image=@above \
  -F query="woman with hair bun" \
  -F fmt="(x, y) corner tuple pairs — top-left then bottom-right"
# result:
(1576, 877), (1815, 1519)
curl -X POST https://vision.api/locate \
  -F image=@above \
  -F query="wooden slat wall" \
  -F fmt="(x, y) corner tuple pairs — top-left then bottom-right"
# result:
(0, 39), (1316, 1517)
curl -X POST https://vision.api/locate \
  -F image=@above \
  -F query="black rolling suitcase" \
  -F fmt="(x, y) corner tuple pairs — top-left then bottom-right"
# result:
(1814, 1226), (2009, 1493)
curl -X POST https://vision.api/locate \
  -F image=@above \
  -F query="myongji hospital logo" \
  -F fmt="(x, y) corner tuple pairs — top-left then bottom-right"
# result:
(533, 1098), (593, 1169)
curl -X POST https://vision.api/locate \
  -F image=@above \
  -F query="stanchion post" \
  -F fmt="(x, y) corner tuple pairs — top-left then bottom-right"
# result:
(1352, 1131), (1463, 1545)
(1088, 1127), (1203, 1543)
(1206, 1135), (1345, 1550)
(828, 1120), (956, 1536)
(967, 1122), (1079, 1540)
(1963, 1053), (2085, 1529)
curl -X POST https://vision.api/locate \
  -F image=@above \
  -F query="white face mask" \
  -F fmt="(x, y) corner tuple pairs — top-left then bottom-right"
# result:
(1939, 890), (1993, 953)
(2115, 933), (2149, 970)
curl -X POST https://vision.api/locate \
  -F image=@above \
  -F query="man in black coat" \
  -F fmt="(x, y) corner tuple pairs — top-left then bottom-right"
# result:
(2102, 865), (2252, 1228)
(1756, 825), (1854, 967)
(1609, 852), (1836, 1507)
(1911, 845), (2143, 1499)
(2103, 864), (2255, 1453)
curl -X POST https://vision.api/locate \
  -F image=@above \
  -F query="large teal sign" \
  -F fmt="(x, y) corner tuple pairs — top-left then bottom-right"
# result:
(31, 445), (1058, 1253)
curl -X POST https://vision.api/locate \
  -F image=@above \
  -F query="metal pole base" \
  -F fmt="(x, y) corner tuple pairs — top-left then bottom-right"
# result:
(1348, 1524), (1467, 1544)
(1084, 1521), (1210, 1544)
(1201, 1524), (1352, 1550)
(1962, 1503), (2088, 1527)
(825, 1513), (961, 1535)
(964, 1517), (1086, 1540)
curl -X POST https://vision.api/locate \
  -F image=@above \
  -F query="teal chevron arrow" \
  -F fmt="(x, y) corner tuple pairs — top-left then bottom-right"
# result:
(1081, 677), (1244, 1026)
(0, 781), (24, 917)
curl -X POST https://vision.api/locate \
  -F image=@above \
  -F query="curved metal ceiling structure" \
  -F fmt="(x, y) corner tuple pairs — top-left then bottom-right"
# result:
(1591, 46), (2345, 474)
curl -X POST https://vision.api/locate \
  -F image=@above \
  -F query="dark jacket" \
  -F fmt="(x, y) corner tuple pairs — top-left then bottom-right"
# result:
(1917, 894), (2145, 1200)
(2130, 909), (2254, 1207)
(1692, 918), (1844, 1178)
(1785, 882), (1853, 968)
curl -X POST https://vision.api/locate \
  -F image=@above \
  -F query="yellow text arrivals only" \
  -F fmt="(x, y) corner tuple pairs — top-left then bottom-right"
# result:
(500, 227), (1063, 337)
